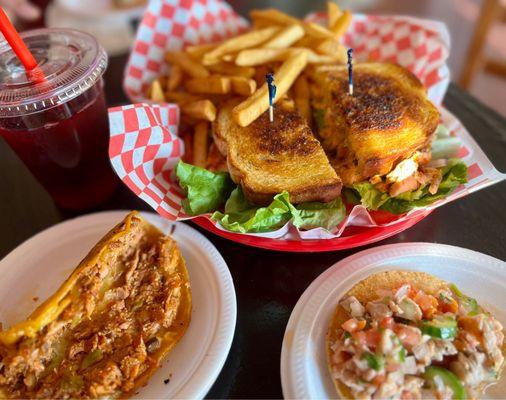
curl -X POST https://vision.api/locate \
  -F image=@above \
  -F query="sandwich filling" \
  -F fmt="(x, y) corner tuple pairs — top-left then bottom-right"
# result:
(311, 63), (444, 200)
(329, 283), (504, 399)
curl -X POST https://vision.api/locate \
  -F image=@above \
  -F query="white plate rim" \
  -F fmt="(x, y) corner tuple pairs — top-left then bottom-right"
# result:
(280, 242), (506, 399)
(0, 210), (236, 400)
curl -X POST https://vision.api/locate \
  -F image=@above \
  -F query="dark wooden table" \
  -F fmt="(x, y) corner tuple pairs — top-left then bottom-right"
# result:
(0, 53), (505, 398)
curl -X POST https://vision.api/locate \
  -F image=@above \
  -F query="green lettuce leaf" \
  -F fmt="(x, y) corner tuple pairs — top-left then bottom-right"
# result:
(211, 188), (346, 233)
(176, 160), (234, 215)
(295, 198), (346, 230)
(211, 189), (294, 233)
(346, 159), (468, 215)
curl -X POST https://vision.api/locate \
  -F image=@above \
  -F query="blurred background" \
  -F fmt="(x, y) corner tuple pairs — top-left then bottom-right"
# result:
(2, 0), (506, 115)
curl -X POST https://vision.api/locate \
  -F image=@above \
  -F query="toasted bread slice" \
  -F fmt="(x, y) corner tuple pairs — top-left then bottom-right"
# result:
(213, 99), (342, 205)
(311, 63), (440, 186)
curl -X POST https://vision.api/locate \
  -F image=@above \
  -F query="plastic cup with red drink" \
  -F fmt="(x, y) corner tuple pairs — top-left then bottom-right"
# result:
(0, 28), (118, 209)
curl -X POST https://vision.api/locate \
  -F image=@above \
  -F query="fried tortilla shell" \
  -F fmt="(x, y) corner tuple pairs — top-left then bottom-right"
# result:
(326, 271), (450, 399)
(0, 211), (191, 398)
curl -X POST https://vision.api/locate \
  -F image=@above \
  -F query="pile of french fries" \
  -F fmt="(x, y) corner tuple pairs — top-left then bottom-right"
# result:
(147, 2), (352, 169)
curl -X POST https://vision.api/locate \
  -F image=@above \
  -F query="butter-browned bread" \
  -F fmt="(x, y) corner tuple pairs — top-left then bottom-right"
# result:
(311, 63), (440, 186)
(213, 99), (342, 205)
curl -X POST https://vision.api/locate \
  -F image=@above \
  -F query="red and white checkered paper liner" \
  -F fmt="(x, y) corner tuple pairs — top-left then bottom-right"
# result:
(110, 0), (505, 240)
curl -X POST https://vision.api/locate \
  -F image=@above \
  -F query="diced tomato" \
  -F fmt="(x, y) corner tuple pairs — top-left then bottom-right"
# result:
(401, 390), (416, 400)
(386, 362), (400, 372)
(439, 297), (459, 313)
(341, 318), (366, 333)
(372, 373), (386, 386)
(413, 291), (438, 318)
(458, 317), (483, 340)
(394, 326), (421, 347)
(380, 316), (395, 330)
(353, 329), (381, 349)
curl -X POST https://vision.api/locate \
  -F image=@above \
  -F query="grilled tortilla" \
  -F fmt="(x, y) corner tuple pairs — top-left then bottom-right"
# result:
(0, 211), (191, 398)
(326, 271), (505, 399)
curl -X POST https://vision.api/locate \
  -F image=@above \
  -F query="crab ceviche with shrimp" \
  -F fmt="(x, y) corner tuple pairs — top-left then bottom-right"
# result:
(326, 271), (505, 399)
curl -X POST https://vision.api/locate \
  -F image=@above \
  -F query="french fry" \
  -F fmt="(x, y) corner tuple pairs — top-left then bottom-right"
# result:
(193, 121), (209, 168)
(304, 22), (336, 40)
(231, 77), (257, 96)
(293, 75), (311, 122)
(207, 62), (255, 78)
(250, 9), (335, 40)
(236, 47), (343, 66)
(184, 76), (231, 95)
(315, 40), (348, 64)
(331, 10), (352, 37)
(180, 100), (216, 121)
(167, 65), (183, 91)
(148, 79), (165, 102)
(185, 42), (218, 59)
(202, 26), (280, 65)
(221, 54), (236, 62)
(232, 50), (308, 127)
(250, 9), (300, 26)
(165, 51), (210, 78)
(263, 24), (305, 48)
(304, 48), (346, 64)
(165, 91), (201, 104)
(327, 2), (342, 28)
(235, 48), (289, 66)
(181, 131), (193, 163)
(252, 16), (278, 29)
(293, 35), (317, 48)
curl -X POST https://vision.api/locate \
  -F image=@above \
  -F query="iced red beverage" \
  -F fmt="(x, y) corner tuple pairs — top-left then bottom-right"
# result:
(0, 29), (117, 209)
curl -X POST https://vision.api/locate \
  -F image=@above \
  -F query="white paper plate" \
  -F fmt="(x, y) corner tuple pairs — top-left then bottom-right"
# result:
(281, 243), (506, 399)
(0, 211), (236, 399)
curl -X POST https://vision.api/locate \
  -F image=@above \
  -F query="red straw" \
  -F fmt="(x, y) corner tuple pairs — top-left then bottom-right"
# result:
(0, 7), (45, 81)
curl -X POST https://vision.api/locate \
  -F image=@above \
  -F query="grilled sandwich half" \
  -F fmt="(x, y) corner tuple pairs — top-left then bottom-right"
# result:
(310, 63), (440, 188)
(213, 99), (342, 205)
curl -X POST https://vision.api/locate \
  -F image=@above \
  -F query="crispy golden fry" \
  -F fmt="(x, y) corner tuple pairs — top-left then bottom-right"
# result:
(231, 76), (257, 96)
(181, 99), (216, 121)
(315, 39), (348, 63)
(294, 75), (311, 122)
(185, 42), (218, 59)
(181, 131), (193, 163)
(235, 48), (289, 66)
(250, 9), (300, 26)
(304, 48), (346, 64)
(167, 65), (183, 91)
(331, 9), (352, 37)
(148, 79), (165, 102)
(164, 91), (202, 104)
(232, 50), (308, 127)
(327, 1), (342, 28)
(184, 76), (231, 95)
(252, 16), (277, 29)
(304, 22), (336, 40)
(293, 35), (318, 48)
(263, 24), (305, 48)
(236, 47), (344, 66)
(202, 26), (280, 65)
(250, 9), (335, 40)
(207, 62), (256, 78)
(193, 121), (209, 167)
(221, 54), (236, 62)
(165, 51), (210, 78)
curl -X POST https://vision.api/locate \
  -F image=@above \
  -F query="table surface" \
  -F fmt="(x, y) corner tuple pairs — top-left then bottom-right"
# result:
(0, 52), (505, 398)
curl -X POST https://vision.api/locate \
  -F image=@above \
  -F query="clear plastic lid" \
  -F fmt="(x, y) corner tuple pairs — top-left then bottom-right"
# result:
(0, 28), (108, 117)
